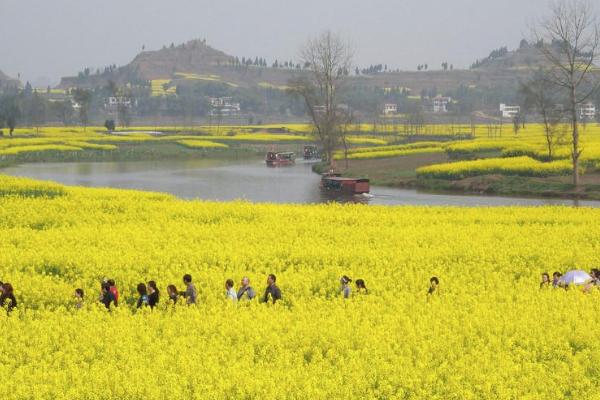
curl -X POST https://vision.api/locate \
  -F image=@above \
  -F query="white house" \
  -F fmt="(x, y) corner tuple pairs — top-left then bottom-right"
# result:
(500, 103), (520, 118)
(580, 102), (596, 120)
(383, 103), (398, 115)
(433, 96), (451, 113)
(209, 97), (241, 117)
(104, 96), (135, 111)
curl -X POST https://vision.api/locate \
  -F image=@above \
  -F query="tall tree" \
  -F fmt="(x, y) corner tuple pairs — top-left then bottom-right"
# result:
(50, 99), (74, 126)
(288, 31), (353, 165)
(521, 71), (566, 159)
(29, 92), (46, 134)
(0, 94), (20, 137)
(72, 88), (92, 131)
(533, 0), (600, 186)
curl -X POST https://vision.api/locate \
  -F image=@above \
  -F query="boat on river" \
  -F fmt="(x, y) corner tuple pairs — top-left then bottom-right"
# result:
(265, 152), (296, 166)
(320, 173), (370, 195)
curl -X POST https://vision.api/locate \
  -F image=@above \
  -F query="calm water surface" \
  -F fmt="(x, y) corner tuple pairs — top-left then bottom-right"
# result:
(3, 158), (600, 207)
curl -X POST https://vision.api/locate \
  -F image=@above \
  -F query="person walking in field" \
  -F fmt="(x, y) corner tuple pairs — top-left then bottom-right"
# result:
(167, 284), (179, 304)
(340, 276), (352, 299)
(237, 277), (256, 301)
(147, 280), (160, 309)
(428, 277), (439, 295)
(263, 274), (282, 304)
(0, 283), (17, 313)
(74, 288), (84, 309)
(225, 279), (238, 303)
(552, 272), (563, 288)
(355, 279), (368, 294)
(100, 282), (116, 309)
(540, 272), (551, 289)
(136, 283), (149, 308)
(584, 269), (600, 293)
(107, 279), (119, 307)
(183, 274), (197, 305)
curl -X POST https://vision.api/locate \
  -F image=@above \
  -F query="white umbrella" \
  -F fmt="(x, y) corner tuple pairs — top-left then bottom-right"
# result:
(560, 270), (592, 286)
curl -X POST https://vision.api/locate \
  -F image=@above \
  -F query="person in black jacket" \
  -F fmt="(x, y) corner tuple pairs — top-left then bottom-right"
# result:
(0, 283), (17, 313)
(147, 280), (159, 309)
(263, 274), (282, 304)
(99, 282), (116, 309)
(136, 283), (149, 309)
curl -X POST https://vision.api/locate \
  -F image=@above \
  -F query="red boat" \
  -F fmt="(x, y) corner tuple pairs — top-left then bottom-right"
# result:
(321, 173), (370, 194)
(265, 151), (295, 166)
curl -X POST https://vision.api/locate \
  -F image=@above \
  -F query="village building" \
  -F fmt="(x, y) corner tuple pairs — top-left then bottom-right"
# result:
(104, 96), (136, 111)
(499, 103), (520, 118)
(209, 97), (241, 116)
(432, 96), (451, 113)
(580, 102), (596, 120)
(383, 103), (398, 115)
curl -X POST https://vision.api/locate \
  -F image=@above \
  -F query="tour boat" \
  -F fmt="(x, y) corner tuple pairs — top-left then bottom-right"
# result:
(320, 173), (370, 194)
(265, 151), (296, 166)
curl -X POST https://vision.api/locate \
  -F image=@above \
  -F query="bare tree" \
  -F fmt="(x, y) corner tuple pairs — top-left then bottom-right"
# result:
(521, 71), (567, 159)
(288, 31), (353, 166)
(533, 0), (600, 186)
(72, 88), (92, 131)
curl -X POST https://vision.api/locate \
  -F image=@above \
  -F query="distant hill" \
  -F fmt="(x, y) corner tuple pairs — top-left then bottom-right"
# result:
(59, 39), (305, 90)
(128, 39), (234, 80)
(471, 40), (574, 71)
(58, 39), (600, 96)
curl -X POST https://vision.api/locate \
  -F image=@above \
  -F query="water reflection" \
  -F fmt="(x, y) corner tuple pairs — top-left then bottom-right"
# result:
(2, 159), (600, 207)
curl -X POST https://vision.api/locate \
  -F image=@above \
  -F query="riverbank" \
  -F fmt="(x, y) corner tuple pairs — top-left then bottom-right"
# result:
(0, 141), (307, 168)
(317, 155), (600, 201)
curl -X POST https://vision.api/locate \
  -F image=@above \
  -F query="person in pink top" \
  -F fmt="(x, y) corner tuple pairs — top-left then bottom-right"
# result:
(108, 279), (119, 306)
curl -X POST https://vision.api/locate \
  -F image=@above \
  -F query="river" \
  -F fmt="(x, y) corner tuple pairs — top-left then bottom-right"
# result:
(3, 158), (600, 207)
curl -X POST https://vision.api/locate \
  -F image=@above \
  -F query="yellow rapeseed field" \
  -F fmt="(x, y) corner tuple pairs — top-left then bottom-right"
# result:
(1, 175), (600, 399)
(417, 156), (574, 179)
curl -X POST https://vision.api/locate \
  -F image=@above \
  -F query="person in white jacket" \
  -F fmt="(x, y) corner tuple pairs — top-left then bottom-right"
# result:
(225, 279), (238, 303)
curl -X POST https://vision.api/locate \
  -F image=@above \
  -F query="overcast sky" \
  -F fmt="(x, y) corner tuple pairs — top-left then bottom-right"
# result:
(0, 0), (551, 85)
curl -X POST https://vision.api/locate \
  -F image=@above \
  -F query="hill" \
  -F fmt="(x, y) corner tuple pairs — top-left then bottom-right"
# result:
(471, 41), (552, 71)
(58, 39), (305, 90)
(57, 39), (598, 97)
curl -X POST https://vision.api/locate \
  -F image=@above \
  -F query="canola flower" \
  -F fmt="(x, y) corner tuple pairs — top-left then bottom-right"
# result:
(176, 140), (229, 149)
(334, 147), (444, 160)
(417, 156), (573, 179)
(1, 175), (600, 398)
(0, 144), (83, 155)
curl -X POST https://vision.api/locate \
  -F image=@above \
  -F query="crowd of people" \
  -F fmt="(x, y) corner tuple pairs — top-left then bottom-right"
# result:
(5, 267), (599, 313)
(82, 273), (368, 310)
(1, 273), (449, 313)
(80, 273), (290, 310)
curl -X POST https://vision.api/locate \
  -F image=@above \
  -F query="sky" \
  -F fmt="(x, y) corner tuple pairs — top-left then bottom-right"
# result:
(0, 0), (551, 86)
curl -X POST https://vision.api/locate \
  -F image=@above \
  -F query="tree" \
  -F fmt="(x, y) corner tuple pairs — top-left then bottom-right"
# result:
(0, 94), (20, 137)
(106, 80), (118, 97)
(72, 88), (92, 131)
(117, 103), (131, 128)
(104, 119), (116, 132)
(29, 92), (46, 134)
(533, 0), (600, 187)
(50, 99), (74, 126)
(287, 31), (353, 166)
(521, 71), (565, 159)
(512, 115), (521, 135)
